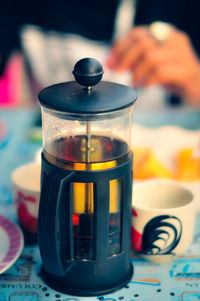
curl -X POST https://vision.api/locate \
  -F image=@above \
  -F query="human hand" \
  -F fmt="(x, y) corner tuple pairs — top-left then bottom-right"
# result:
(106, 25), (200, 104)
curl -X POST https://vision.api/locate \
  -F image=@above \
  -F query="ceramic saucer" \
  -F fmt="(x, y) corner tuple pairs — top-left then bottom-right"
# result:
(0, 215), (24, 274)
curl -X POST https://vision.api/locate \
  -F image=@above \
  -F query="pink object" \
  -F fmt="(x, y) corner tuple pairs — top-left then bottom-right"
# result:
(15, 190), (38, 234)
(0, 53), (22, 107)
(18, 201), (38, 234)
(132, 208), (138, 217)
(131, 226), (142, 252)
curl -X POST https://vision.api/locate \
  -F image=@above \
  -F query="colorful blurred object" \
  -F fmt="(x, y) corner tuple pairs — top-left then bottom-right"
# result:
(175, 148), (200, 181)
(0, 53), (22, 107)
(133, 147), (200, 181)
(0, 52), (32, 108)
(133, 148), (173, 180)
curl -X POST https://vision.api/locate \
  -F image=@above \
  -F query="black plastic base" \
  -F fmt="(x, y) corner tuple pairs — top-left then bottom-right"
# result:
(38, 153), (134, 296)
(40, 264), (133, 296)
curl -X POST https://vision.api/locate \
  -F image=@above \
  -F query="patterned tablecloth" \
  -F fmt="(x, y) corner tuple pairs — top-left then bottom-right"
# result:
(0, 107), (200, 301)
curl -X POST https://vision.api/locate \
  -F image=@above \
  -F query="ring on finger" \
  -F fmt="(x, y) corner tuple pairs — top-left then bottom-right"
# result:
(149, 21), (173, 43)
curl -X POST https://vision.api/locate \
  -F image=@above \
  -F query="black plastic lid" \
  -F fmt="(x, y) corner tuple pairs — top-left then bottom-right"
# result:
(38, 58), (137, 114)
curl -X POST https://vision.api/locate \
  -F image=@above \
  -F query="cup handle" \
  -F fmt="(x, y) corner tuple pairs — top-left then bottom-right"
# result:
(38, 169), (75, 276)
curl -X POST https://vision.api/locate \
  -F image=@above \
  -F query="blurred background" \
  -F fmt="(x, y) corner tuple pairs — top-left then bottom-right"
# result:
(1, 0), (200, 110)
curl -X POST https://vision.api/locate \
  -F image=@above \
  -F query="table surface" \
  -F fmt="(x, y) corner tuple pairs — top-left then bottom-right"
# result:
(0, 107), (200, 301)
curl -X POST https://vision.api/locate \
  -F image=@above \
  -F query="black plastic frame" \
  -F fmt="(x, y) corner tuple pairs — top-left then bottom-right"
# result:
(38, 152), (133, 296)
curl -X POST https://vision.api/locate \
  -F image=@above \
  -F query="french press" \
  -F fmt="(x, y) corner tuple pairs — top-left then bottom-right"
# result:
(38, 58), (137, 296)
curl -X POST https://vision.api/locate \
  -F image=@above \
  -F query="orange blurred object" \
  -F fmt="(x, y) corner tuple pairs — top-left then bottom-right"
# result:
(175, 148), (200, 181)
(133, 148), (173, 180)
(133, 147), (200, 181)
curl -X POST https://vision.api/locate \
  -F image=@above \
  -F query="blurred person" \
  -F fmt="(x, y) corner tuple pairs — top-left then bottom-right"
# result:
(106, 24), (200, 106)
(0, 0), (200, 105)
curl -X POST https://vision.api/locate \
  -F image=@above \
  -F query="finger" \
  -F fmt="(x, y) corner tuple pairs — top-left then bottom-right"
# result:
(112, 26), (149, 55)
(112, 34), (157, 71)
(106, 26), (149, 69)
(106, 35), (131, 68)
(163, 84), (183, 96)
(141, 64), (185, 87)
(133, 48), (178, 85)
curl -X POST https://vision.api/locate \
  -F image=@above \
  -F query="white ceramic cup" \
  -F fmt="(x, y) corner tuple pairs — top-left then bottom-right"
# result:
(131, 179), (197, 263)
(11, 162), (41, 235)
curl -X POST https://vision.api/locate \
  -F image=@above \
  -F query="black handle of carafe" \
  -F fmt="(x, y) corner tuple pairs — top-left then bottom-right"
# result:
(38, 168), (75, 276)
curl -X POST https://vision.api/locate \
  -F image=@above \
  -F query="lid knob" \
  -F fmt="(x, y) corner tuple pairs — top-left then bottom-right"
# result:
(72, 58), (104, 87)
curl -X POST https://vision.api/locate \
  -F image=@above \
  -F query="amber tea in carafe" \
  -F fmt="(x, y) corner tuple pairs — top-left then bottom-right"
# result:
(44, 133), (130, 258)
(38, 58), (137, 296)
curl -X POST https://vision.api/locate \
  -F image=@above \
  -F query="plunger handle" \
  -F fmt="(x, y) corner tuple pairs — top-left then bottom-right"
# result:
(72, 58), (104, 87)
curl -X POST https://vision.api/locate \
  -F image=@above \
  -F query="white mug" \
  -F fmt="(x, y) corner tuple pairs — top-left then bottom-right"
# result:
(131, 179), (197, 263)
(11, 162), (41, 235)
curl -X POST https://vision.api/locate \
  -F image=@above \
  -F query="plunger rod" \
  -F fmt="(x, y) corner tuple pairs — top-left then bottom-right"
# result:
(85, 120), (92, 214)
(86, 121), (91, 163)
